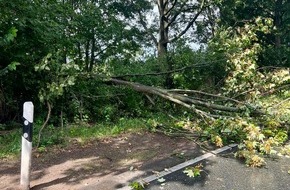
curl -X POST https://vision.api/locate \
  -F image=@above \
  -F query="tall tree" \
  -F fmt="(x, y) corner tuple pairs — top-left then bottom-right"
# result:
(135, 0), (217, 88)
(138, 0), (215, 57)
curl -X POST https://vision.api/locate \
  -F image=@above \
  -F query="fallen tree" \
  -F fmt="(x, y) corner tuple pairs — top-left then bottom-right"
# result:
(107, 78), (264, 119)
(108, 77), (290, 167)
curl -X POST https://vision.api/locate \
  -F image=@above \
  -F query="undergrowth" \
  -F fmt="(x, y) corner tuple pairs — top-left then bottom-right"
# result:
(1, 99), (289, 168)
(0, 128), (22, 158)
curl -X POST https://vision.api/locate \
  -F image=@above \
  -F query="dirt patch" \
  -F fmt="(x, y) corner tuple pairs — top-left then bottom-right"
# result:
(0, 131), (205, 190)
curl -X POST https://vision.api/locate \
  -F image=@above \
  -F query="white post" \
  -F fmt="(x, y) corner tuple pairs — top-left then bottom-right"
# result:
(20, 102), (34, 190)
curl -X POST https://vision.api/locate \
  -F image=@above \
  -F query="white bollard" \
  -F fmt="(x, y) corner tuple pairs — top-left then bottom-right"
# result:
(20, 102), (34, 190)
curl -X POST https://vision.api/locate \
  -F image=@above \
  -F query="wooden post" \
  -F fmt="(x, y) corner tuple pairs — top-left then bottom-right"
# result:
(20, 102), (34, 190)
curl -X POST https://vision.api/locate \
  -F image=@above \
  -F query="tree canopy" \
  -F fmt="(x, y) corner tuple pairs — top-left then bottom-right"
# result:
(0, 0), (290, 166)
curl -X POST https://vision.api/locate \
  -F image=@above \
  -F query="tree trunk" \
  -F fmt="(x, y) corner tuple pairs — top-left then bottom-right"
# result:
(274, 0), (282, 48)
(85, 40), (90, 71)
(77, 42), (82, 65)
(157, 0), (169, 57)
(89, 29), (95, 71)
(108, 78), (264, 117)
(157, 1), (174, 87)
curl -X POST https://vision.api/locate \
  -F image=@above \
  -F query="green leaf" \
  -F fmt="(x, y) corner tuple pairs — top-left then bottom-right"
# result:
(258, 134), (265, 141)
(129, 181), (145, 190)
(7, 62), (20, 71)
(183, 168), (195, 178)
(183, 164), (203, 178)
(10, 27), (18, 37)
(193, 168), (201, 177)
(222, 128), (232, 133)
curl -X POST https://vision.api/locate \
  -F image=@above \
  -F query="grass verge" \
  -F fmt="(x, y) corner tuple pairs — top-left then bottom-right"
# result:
(0, 114), (174, 159)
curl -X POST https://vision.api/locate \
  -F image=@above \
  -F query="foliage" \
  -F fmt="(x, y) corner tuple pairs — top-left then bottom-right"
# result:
(218, 0), (290, 47)
(0, 116), (148, 158)
(0, 26), (20, 122)
(0, 0), (150, 125)
(0, 129), (21, 158)
(279, 145), (290, 156)
(34, 122), (65, 148)
(0, 27), (18, 46)
(168, 43), (226, 90)
(129, 181), (145, 190)
(35, 52), (81, 103)
(174, 108), (288, 167)
(202, 12), (289, 167)
(183, 163), (203, 178)
(210, 17), (272, 97)
(0, 0), (289, 171)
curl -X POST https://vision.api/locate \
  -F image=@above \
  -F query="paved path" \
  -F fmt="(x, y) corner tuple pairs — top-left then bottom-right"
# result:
(144, 149), (290, 190)
(82, 144), (290, 190)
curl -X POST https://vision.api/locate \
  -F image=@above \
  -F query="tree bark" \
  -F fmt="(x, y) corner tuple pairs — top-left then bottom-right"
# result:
(85, 40), (90, 71)
(108, 78), (263, 117)
(274, 0), (283, 48)
(157, 0), (169, 57)
(89, 29), (95, 71)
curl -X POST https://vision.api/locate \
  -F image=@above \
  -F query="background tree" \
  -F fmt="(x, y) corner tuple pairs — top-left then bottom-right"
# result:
(218, 0), (290, 66)
(0, 0), (149, 124)
(138, 0), (216, 56)
(0, 0), (289, 166)
(135, 0), (219, 88)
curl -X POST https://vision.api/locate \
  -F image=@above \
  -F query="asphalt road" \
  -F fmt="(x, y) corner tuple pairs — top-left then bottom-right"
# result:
(145, 152), (290, 190)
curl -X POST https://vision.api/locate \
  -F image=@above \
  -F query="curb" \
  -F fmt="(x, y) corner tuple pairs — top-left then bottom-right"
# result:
(117, 143), (238, 190)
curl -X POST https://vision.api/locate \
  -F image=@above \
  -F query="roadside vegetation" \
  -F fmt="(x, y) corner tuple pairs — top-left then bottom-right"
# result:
(1, 0), (290, 169)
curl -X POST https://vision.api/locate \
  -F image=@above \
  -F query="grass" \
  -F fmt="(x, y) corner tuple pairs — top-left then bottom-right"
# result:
(0, 129), (22, 158)
(66, 117), (148, 141)
(0, 116), (165, 158)
(0, 111), (197, 159)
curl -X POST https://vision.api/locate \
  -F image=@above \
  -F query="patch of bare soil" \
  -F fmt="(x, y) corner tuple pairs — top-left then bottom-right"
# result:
(0, 131), (205, 190)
